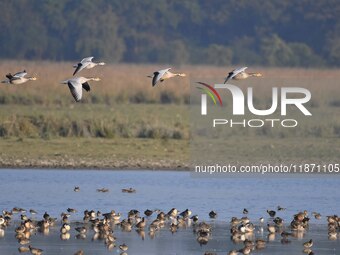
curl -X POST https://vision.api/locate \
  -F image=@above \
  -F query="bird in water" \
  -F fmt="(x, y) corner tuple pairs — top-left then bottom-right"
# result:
(122, 188), (136, 193)
(28, 245), (43, 255)
(144, 209), (153, 217)
(75, 226), (87, 234)
(29, 209), (37, 215)
(148, 68), (186, 87)
(119, 243), (128, 251)
(209, 210), (217, 219)
(303, 239), (313, 248)
(224, 66), (262, 84)
(267, 224), (276, 233)
(277, 206), (286, 211)
(60, 77), (100, 102)
(267, 209), (276, 218)
(73, 57), (105, 76)
(312, 212), (321, 220)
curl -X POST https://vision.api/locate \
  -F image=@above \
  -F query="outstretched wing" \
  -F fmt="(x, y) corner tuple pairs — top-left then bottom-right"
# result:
(67, 80), (83, 102)
(81, 56), (94, 63)
(224, 67), (247, 83)
(82, 82), (91, 92)
(152, 72), (160, 86)
(73, 57), (93, 76)
(13, 70), (27, 78)
(224, 72), (234, 84)
(6, 73), (13, 79)
(152, 68), (171, 87)
(73, 63), (84, 76)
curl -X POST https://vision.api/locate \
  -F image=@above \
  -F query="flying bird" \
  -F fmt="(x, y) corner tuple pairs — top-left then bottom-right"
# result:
(224, 66), (262, 84)
(148, 68), (186, 87)
(61, 77), (101, 102)
(2, 70), (37, 84)
(73, 57), (105, 76)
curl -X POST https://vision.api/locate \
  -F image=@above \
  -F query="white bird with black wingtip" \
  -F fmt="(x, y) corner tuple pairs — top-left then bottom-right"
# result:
(148, 68), (186, 87)
(224, 66), (262, 84)
(73, 57), (106, 76)
(1, 70), (37, 84)
(61, 77), (101, 102)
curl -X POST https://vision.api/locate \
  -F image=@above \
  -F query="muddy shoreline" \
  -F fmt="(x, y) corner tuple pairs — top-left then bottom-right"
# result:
(0, 158), (190, 170)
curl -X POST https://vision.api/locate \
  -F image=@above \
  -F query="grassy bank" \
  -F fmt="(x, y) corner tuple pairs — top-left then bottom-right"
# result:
(0, 104), (190, 169)
(0, 104), (189, 139)
(0, 137), (189, 169)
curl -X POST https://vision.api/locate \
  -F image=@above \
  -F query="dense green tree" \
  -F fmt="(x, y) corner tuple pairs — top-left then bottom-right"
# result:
(203, 44), (233, 66)
(289, 43), (324, 67)
(230, 37), (262, 65)
(327, 37), (340, 65)
(261, 34), (295, 66)
(0, 0), (338, 66)
(325, 22), (340, 65)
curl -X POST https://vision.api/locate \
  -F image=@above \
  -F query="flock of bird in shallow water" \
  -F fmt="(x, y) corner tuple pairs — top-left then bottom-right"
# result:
(1, 57), (263, 102)
(0, 186), (339, 255)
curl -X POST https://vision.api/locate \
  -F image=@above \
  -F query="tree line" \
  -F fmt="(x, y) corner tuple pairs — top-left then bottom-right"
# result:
(0, 0), (339, 67)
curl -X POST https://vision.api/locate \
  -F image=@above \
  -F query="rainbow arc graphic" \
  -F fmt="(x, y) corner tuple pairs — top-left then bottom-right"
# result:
(196, 82), (223, 106)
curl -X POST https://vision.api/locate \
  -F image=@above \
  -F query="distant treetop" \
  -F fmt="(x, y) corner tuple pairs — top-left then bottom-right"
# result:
(0, 0), (338, 67)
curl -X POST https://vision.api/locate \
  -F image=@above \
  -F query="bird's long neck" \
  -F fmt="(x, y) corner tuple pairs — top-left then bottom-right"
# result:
(95, 62), (105, 66)
(87, 77), (100, 82)
(174, 73), (186, 77)
(248, 72), (262, 77)
(78, 77), (93, 83)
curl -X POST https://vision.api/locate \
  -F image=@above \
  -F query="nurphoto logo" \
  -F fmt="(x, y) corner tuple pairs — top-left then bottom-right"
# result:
(196, 82), (312, 128)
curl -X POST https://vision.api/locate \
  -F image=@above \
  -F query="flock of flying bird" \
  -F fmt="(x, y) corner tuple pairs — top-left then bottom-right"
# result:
(1, 57), (263, 102)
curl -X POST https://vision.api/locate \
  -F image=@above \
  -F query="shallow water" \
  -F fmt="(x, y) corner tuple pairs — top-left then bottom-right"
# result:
(0, 169), (339, 254)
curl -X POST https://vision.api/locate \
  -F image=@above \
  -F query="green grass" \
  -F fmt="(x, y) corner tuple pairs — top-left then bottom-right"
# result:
(191, 136), (339, 166)
(0, 137), (189, 169)
(0, 103), (190, 169)
(0, 104), (189, 139)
